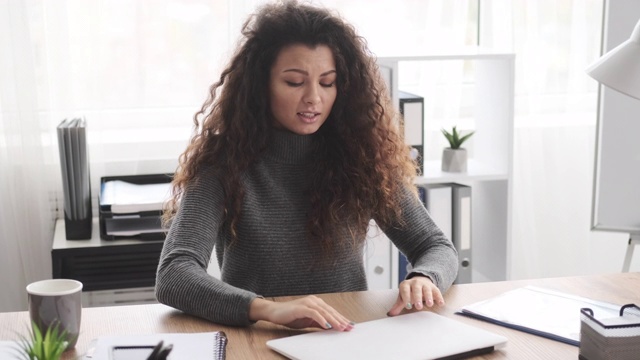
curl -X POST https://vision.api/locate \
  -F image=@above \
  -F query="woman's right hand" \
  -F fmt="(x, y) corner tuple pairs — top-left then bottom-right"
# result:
(249, 296), (355, 331)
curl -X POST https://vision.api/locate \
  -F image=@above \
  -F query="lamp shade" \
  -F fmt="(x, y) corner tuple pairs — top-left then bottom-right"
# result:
(586, 18), (640, 100)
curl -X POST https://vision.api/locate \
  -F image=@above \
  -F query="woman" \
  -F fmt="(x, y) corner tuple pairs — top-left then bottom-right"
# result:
(156, 0), (458, 332)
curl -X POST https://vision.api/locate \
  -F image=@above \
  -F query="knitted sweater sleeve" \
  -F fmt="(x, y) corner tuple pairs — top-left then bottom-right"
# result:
(381, 186), (459, 294)
(155, 173), (259, 326)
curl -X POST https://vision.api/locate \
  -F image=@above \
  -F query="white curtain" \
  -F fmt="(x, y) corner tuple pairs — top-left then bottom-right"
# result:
(0, 0), (263, 312)
(0, 0), (56, 312)
(481, 0), (630, 279)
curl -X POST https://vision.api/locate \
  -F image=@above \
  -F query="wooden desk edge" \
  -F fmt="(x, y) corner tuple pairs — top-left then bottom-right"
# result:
(1, 272), (638, 360)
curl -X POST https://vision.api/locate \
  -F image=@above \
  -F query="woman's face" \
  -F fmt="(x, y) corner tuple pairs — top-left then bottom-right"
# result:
(269, 44), (337, 135)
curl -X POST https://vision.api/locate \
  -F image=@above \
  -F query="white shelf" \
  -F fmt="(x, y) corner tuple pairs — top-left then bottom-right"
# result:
(376, 47), (515, 61)
(418, 160), (509, 184)
(52, 218), (163, 250)
(366, 49), (515, 290)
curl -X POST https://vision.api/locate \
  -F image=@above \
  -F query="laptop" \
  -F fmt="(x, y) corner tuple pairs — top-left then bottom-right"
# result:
(267, 311), (507, 360)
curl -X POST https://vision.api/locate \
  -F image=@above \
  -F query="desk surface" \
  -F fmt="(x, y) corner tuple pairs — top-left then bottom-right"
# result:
(1, 272), (639, 359)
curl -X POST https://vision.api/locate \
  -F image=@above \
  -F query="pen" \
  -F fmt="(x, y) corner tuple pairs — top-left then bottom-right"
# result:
(146, 341), (173, 360)
(156, 344), (173, 360)
(146, 341), (163, 360)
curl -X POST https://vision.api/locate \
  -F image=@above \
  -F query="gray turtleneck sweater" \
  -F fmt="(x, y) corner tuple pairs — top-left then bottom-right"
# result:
(155, 130), (458, 326)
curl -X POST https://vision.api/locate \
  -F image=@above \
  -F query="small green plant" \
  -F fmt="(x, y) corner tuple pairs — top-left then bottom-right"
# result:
(441, 126), (474, 149)
(14, 322), (69, 360)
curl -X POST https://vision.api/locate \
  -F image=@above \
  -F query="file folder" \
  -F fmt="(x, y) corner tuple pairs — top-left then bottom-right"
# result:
(451, 183), (472, 284)
(419, 183), (453, 242)
(57, 118), (92, 240)
(400, 184), (453, 284)
(399, 91), (424, 175)
(459, 286), (621, 346)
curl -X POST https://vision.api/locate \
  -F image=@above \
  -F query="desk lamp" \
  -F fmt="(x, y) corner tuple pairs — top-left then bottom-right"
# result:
(586, 18), (640, 100)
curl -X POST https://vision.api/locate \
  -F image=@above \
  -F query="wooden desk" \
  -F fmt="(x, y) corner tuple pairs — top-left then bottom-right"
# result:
(1, 272), (638, 359)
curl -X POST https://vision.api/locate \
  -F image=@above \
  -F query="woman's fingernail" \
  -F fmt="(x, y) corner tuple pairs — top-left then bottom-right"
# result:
(349, 321), (356, 326)
(415, 302), (423, 309)
(325, 322), (332, 329)
(405, 302), (413, 310)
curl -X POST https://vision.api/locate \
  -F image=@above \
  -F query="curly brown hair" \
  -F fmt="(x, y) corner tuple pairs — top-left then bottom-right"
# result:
(164, 0), (417, 256)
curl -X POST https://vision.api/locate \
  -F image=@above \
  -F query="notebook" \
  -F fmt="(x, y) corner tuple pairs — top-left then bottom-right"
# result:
(267, 311), (507, 360)
(84, 331), (227, 360)
(0, 341), (22, 358)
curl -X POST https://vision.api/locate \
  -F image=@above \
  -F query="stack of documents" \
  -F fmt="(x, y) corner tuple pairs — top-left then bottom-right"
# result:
(98, 174), (172, 240)
(57, 118), (92, 239)
(100, 180), (170, 214)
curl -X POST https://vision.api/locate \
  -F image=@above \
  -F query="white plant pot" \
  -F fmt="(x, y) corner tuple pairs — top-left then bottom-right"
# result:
(441, 148), (467, 172)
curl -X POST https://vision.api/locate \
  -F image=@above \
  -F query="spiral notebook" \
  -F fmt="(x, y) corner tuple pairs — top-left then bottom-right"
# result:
(84, 331), (227, 360)
(267, 311), (507, 360)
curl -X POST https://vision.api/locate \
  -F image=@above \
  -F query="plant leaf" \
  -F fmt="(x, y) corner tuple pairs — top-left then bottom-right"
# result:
(457, 131), (475, 147)
(452, 126), (460, 147)
(44, 325), (53, 357)
(14, 321), (68, 360)
(32, 322), (43, 345)
(442, 126), (474, 149)
(441, 128), (455, 148)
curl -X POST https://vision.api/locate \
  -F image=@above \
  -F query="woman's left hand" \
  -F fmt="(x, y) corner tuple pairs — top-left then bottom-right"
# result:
(387, 275), (444, 316)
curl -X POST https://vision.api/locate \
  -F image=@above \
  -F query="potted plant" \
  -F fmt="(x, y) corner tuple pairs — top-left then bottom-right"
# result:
(12, 322), (69, 360)
(441, 126), (474, 172)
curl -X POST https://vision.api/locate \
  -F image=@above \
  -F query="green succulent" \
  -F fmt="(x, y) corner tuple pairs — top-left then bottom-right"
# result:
(13, 322), (69, 360)
(441, 126), (474, 149)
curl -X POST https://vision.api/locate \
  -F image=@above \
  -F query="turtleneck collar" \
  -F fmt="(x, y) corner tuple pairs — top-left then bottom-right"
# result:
(263, 129), (315, 164)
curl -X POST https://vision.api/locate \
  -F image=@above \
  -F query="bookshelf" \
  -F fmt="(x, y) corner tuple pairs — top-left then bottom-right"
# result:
(365, 48), (515, 289)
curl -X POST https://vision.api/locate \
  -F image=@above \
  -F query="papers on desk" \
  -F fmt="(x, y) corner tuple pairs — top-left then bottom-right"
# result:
(458, 286), (621, 346)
